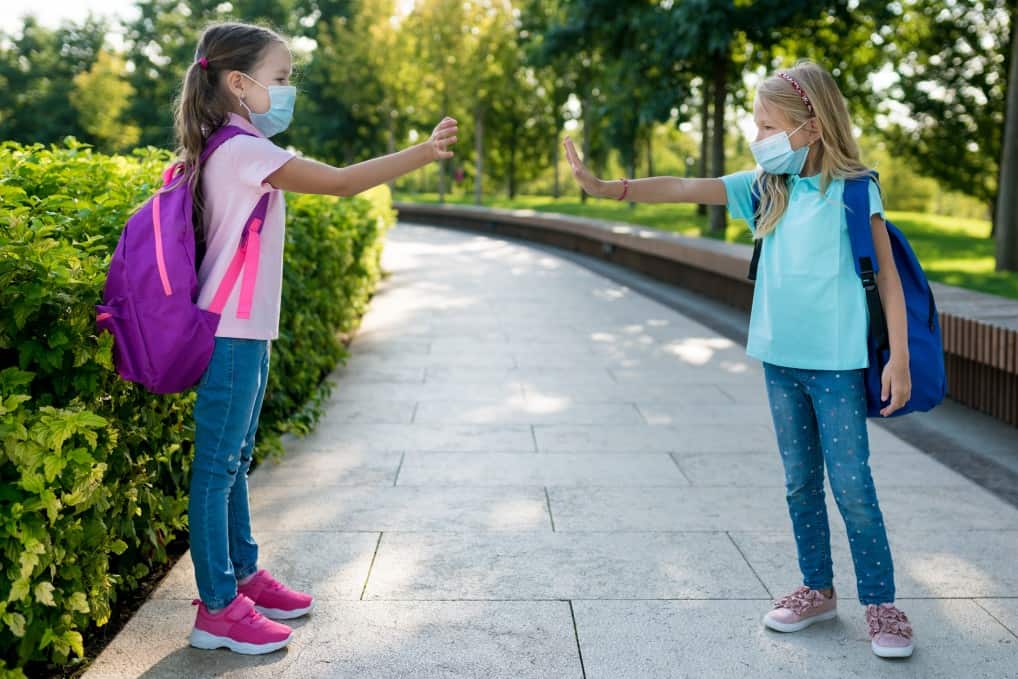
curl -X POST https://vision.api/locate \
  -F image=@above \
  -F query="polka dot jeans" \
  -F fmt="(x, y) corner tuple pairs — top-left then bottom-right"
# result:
(763, 362), (895, 605)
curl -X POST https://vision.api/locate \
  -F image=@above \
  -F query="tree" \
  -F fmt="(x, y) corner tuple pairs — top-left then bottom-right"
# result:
(0, 16), (107, 145)
(293, 1), (405, 166)
(70, 49), (140, 152)
(881, 0), (1012, 245)
(996, 3), (1018, 271)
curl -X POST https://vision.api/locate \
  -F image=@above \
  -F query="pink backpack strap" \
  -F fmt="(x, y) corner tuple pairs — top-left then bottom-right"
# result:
(207, 192), (271, 317)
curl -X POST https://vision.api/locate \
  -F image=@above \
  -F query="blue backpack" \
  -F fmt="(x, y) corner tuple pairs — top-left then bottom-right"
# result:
(747, 172), (946, 417)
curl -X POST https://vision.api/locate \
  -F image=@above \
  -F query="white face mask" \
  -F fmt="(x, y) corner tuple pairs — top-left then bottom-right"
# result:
(749, 120), (811, 175)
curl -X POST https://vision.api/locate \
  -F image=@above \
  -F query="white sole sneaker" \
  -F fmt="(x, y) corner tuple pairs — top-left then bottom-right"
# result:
(872, 640), (914, 658)
(255, 601), (315, 620)
(188, 628), (292, 655)
(762, 608), (838, 633)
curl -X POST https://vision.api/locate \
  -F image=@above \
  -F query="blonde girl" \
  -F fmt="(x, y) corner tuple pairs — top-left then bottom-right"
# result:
(564, 60), (914, 659)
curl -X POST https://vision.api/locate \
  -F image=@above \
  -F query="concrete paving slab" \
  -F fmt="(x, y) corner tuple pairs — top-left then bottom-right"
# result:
(286, 601), (583, 679)
(248, 485), (552, 532)
(395, 452), (688, 486)
(673, 450), (976, 488)
(298, 423), (537, 452)
(412, 400), (644, 425)
(247, 449), (402, 487)
(534, 424), (778, 453)
(151, 531), (379, 601)
(363, 532), (768, 600)
(572, 598), (1018, 679)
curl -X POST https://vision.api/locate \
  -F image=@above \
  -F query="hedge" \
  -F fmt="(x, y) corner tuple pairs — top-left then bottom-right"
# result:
(0, 138), (394, 676)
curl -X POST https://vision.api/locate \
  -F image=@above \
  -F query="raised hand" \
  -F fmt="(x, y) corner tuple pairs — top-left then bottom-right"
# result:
(429, 117), (459, 160)
(563, 136), (609, 198)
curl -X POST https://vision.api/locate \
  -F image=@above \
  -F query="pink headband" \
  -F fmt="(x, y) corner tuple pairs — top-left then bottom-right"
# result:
(197, 56), (209, 70)
(777, 72), (814, 116)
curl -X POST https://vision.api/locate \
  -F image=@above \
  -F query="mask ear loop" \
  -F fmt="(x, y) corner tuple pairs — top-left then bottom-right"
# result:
(237, 73), (266, 117)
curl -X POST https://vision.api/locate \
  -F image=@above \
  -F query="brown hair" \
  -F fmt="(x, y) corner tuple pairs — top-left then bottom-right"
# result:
(172, 22), (286, 260)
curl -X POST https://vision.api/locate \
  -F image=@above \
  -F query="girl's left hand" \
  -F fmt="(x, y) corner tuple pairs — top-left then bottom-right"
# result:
(429, 117), (458, 160)
(880, 356), (912, 417)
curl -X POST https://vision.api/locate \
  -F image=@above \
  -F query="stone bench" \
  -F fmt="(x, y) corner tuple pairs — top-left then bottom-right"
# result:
(394, 201), (1018, 428)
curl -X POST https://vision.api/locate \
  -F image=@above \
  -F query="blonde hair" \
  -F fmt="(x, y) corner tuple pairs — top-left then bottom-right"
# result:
(753, 60), (870, 238)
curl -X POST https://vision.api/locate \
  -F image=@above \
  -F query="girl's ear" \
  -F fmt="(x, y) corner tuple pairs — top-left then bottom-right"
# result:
(807, 117), (822, 144)
(225, 71), (246, 100)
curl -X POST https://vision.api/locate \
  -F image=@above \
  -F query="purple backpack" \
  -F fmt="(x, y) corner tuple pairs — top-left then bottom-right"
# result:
(96, 125), (270, 393)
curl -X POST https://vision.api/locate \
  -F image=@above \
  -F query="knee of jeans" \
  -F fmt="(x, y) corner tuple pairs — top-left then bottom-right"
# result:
(833, 490), (884, 526)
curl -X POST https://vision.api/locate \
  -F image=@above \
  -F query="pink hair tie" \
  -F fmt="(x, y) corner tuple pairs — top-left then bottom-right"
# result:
(197, 56), (209, 70)
(777, 72), (814, 116)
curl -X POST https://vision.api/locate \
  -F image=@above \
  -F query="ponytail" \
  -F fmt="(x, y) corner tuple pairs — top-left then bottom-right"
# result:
(172, 22), (286, 263)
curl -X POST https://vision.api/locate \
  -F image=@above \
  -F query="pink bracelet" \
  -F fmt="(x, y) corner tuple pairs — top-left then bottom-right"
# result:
(617, 178), (630, 201)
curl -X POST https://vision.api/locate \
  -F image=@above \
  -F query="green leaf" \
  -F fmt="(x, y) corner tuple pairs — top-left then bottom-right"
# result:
(67, 591), (90, 614)
(34, 581), (56, 606)
(2, 612), (26, 637)
(63, 630), (84, 658)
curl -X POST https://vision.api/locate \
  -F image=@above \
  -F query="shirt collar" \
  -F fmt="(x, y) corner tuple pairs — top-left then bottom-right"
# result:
(227, 112), (264, 138)
(790, 172), (822, 189)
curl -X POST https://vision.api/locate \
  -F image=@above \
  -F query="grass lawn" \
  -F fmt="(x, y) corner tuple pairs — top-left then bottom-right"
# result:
(395, 192), (1017, 301)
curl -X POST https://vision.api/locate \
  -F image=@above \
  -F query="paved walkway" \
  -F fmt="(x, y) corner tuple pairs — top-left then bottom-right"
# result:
(87, 224), (1018, 678)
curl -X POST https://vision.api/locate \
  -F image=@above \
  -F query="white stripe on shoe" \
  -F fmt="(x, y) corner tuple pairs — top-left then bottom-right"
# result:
(188, 628), (292, 655)
(762, 608), (838, 633)
(255, 601), (315, 620)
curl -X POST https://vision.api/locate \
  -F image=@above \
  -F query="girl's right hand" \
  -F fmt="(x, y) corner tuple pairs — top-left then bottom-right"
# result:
(563, 136), (608, 198)
(429, 117), (459, 161)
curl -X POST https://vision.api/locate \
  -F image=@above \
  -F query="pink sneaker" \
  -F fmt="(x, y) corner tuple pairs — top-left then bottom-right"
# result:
(763, 586), (838, 632)
(237, 569), (314, 620)
(866, 603), (914, 658)
(188, 594), (292, 654)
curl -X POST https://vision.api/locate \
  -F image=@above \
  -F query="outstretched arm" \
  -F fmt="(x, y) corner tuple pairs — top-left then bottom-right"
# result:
(563, 136), (726, 205)
(266, 117), (458, 197)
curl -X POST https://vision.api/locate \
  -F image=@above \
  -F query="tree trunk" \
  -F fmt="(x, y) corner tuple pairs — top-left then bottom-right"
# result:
(697, 81), (710, 217)
(553, 114), (562, 199)
(646, 132), (654, 177)
(386, 112), (396, 190)
(474, 103), (484, 205)
(509, 117), (519, 199)
(581, 96), (592, 203)
(627, 155), (636, 208)
(709, 55), (728, 235)
(996, 9), (1018, 271)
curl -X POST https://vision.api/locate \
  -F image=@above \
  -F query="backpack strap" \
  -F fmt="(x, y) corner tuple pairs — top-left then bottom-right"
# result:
(207, 192), (271, 318)
(201, 124), (254, 164)
(843, 171), (889, 351)
(200, 123), (272, 319)
(747, 180), (763, 281)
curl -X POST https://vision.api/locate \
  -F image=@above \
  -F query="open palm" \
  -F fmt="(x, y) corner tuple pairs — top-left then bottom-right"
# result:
(563, 136), (604, 197)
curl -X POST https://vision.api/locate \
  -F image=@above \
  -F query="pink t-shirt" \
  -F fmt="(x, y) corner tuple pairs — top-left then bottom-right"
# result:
(196, 113), (295, 340)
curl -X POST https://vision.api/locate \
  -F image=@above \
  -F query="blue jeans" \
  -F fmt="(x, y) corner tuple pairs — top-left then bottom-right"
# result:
(190, 337), (270, 609)
(763, 363), (895, 605)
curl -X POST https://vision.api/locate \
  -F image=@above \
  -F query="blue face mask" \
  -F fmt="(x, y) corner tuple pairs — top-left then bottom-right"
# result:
(239, 73), (296, 138)
(750, 120), (811, 175)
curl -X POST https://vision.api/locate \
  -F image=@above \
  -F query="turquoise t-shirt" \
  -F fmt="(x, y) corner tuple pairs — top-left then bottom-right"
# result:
(721, 170), (884, 371)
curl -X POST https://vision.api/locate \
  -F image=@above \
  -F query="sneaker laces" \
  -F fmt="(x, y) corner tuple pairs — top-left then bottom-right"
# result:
(866, 604), (913, 639)
(774, 586), (827, 615)
(240, 604), (268, 626)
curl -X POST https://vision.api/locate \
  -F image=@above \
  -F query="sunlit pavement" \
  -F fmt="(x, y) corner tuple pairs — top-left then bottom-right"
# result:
(86, 223), (1018, 678)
